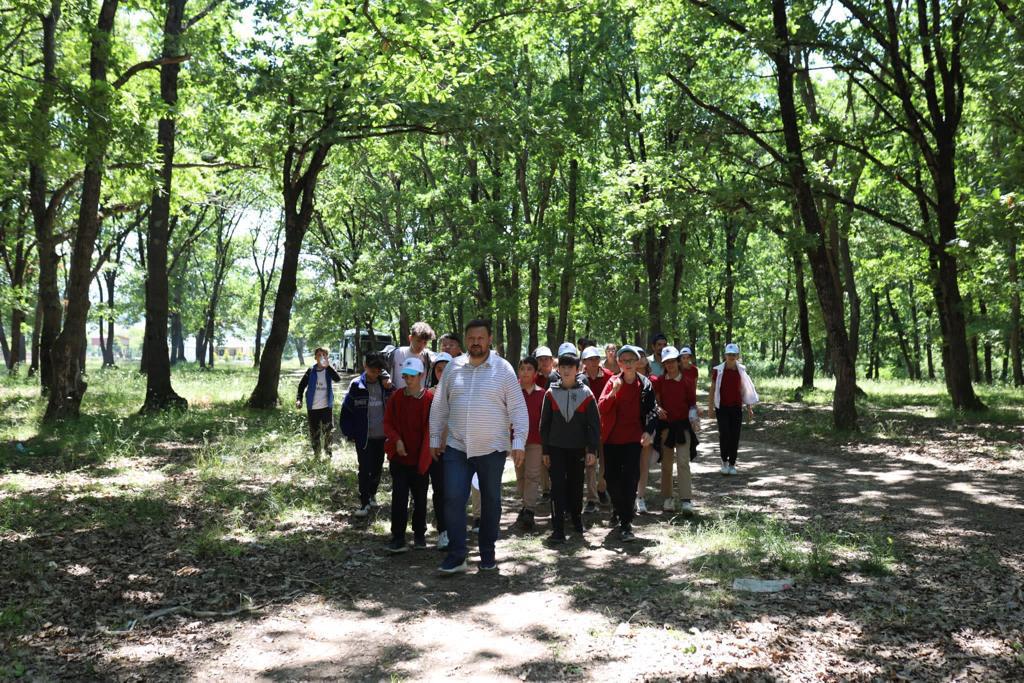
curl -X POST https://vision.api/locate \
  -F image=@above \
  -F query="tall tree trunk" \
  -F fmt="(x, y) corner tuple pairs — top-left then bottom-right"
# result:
(556, 159), (578, 344)
(196, 329), (205, 367)
(722, 217), (738, 344)
(45, 0), (119, 421)
(1009, 233), (1023, 386)
(967, 296), (981, 384)
(886, 289), (916, 379)
(777, 270), (791, 376)
(170, 311), (183, 364)
(28, 0), (64, 394)
(527, 257), (540, 354)
(544, 255), (556, 348)
(247, 124), (331, 408)
(102, 268), (116, 367)
(141, 0), (188, 410)
(908, 279), (922, 380)
(979, 300), (992, 384)
(772, 0), (857, 428)
(0, 319), (8, 367)
(29, 299), (41, 376)
(868, 293), (882, 380)
(925, 305), (936, 380)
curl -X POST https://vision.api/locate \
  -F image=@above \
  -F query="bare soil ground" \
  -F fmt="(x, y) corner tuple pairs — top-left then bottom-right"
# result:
(4, 408), (1023, 682)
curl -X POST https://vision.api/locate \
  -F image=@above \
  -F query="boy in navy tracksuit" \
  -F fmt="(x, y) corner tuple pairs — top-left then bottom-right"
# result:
(296, 347), (342, 457)
(540, 353), (601, 544)
(340, 352), (394, 517)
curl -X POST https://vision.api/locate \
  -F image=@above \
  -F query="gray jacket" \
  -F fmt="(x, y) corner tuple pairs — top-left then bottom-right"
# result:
(540, 383), (601, 453)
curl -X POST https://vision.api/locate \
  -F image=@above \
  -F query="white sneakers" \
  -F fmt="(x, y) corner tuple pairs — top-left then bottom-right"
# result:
(354, 504), (371, 517)
(679, 499), (694, 512)
(720, 464), (730, 475)
(663, 498), (675, 512)
(729, 466), (738, 475)
(436, 530), (449, 550)
(636, 498), (648, 514)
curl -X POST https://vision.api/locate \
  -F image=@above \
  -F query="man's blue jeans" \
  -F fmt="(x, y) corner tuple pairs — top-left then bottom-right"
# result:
(443, 447), (507, 564)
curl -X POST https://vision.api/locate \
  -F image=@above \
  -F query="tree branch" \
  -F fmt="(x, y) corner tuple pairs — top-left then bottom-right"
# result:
(112, 55), (190, 89)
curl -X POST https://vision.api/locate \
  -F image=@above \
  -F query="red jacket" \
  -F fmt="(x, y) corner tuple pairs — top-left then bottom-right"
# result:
(383, 389), (434, 475)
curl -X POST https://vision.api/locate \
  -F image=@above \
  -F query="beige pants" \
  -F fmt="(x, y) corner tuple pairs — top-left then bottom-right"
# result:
(515, 443), (543, 511)
(660, 429), (693, 501)
(585, 443), (604, 502)
(540, 459), (551, 494)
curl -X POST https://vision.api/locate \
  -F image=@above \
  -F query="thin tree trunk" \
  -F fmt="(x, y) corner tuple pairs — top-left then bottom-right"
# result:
(556, 159), (578, 344)
(527, 257), (540, 354)
(1009, 233), (1023, 386)
(45, 0), (119, 421)
(908, 279), (922, 380)
(0, 319), (9, 367)
(102, 269), (116, 367)
(926, 305), (936, 380)
(140, 0), (188, 410)
(771, 0), (856, 427)
(886, 289), (916, 379)
(979, 300), (992, 384)
(29, 299), (41, 376)
(777, 270), (791, 376)
(868, 293), (882, 380)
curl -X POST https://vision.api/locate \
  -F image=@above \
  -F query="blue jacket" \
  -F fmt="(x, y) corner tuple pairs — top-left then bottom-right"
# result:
(297, 365), (342, 409)
(339, 372), (394, 447)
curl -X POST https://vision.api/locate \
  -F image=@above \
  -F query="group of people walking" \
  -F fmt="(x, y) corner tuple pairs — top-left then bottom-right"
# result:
(295, 320), (759, 575)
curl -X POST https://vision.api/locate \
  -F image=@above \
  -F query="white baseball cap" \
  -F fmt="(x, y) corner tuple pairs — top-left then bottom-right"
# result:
(724, 343), (740, 355)
(680, 346), (693, 356)
(433, 352), (453, 364)
(660, 346), (680, 362)
(581, 346), (602, 360)
(534, 346), (553, 358)
(616, 344), (643, 359)
(557, 342), (578, 357)
(401, 357), (425, 376)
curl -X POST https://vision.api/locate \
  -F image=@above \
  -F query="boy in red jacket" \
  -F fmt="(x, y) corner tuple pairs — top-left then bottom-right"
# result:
(383, 357), (434, 553)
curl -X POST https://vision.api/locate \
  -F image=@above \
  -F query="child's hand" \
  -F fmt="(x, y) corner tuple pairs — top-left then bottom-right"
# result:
(295, 399), (302, 410)
(586, 452), (596, 467)
(513, 450), (525, 468)
(640, 432), (653, 447)
(396, 440), (407, 457)
(542, 454), (551, 469)
(657, 407), (668, 420)
(610, 376), (622, 395)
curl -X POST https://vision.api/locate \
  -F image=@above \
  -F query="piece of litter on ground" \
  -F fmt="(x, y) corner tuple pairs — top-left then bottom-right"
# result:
(614, 622), (632, 637)
(732, 578), (794, 593)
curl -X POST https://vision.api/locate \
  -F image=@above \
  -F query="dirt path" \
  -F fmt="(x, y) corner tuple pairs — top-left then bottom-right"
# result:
(82, 423), (1024, 682)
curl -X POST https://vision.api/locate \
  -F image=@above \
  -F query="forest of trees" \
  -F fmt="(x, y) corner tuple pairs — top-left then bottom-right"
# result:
(0, 0), (1021, 431)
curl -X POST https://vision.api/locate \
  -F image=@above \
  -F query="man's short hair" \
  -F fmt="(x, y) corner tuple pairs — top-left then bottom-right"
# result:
(519, 356), (539, 371)
(464, 318), (492, 335)
(410, 322), (436, 340)
(439, 332), (462, 349)
(364, 352), (387, 370)
(577, 338), (595, 351)
(313, 347), (329, 357)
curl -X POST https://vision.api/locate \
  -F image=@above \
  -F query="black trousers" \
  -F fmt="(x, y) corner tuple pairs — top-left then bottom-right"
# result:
(356, 437), (386, 506)
(428, 457), (446, 533)
(716, 406), (743, 466)
(306, 408), (333, 455)
(390, 461), (428, 541)
(603, 442), (641, 529)
(548, 446), (586, 534)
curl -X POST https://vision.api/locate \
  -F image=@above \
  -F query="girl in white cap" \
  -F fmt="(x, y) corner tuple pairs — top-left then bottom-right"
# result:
(708, 344), (758, 475)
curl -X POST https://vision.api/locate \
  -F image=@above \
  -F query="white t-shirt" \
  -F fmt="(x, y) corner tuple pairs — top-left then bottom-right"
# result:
(392, 346), (433, 389)
(311, 369), (330, 409)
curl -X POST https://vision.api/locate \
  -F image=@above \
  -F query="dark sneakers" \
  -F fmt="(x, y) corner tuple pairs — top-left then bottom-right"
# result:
(621, 526), (637, 542)
(546, 531), (567, 545)
(388, 538), (409, 554)
(598, 491), (611, 506)
(414, 535), (427, 549)
(572, 518), (585, 534)
(479, 559), (498, 571)
(515, 508), (536, 531)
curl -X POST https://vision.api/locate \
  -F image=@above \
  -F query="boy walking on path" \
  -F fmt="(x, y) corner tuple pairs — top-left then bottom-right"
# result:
(598, 345), (659, 542)
(540, 353), (601, 544)
(340, 353), (394, 517)
(514, 357), (545, 532)
(655, 346), (697, 513)
(383, 357), (435, 553)
(709, 343), (759, 475)
(295, 347), (342, 458)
